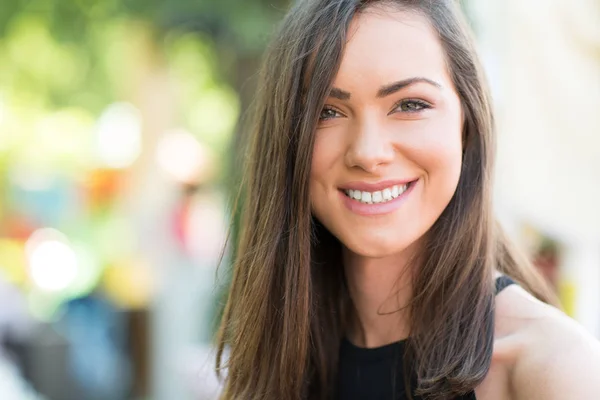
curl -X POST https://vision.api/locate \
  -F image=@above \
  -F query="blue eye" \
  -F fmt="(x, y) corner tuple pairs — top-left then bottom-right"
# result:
(319, 107), (341, 121)
(396, 99), (431, 113)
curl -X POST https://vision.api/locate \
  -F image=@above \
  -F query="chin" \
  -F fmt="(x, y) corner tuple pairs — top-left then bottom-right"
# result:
(341, 234), (415, 259)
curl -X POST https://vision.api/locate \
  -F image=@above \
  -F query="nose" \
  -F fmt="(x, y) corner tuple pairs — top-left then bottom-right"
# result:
(344, 119), (395, 173)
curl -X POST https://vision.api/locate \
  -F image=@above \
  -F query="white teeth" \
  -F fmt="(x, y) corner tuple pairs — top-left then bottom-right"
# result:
(372, 191), (383, 203)
(361, 192), (372, 203)
(383, 188), (392, 201)
(344, 183), (411, 205)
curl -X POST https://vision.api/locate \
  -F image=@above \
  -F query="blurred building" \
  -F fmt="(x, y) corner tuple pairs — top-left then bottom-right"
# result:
(469, 0), (600, 337)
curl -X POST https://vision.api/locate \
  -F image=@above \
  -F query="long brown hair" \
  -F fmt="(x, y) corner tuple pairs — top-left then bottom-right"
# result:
(215, 1), (556, 399)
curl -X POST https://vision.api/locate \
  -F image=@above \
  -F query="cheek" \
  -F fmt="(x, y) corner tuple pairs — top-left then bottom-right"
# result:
(388, 115), (463, 237)
(403, 113), (463, 181)
(423, 142), (462, 219)
(310, 134), (328, 181)
(423, 133), (462, 184)
(309, 132), (338, 214)
(408, 118), (464, 212)
(431, 119), (463, 180)
(309, 128), (348, 181)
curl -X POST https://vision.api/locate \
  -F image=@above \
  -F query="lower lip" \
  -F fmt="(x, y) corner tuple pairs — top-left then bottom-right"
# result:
(339, 180), (418, 216)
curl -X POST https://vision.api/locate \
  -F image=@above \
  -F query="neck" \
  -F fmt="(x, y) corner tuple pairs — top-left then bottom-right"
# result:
(343, 246), (415, 348)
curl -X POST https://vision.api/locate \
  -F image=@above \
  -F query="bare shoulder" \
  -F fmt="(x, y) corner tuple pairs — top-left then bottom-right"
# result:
(493, 284), (600, 400)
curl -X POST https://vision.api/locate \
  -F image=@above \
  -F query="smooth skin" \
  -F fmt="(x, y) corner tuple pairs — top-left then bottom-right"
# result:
(308, 6), (600, 399)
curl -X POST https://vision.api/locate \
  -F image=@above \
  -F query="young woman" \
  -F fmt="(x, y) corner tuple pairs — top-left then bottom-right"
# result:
(215, 0), (600, 399)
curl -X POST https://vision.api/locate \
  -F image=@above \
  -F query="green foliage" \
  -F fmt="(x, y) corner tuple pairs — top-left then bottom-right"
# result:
(0, 0), (290, 332)
(0, 0), (288, 108)
(0, 0), (289, 167)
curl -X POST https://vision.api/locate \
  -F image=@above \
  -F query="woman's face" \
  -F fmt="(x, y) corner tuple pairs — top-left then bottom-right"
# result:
(309, 8), (464, 258)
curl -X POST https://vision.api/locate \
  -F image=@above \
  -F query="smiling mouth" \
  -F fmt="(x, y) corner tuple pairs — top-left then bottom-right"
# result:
(341, 180), (417, 205)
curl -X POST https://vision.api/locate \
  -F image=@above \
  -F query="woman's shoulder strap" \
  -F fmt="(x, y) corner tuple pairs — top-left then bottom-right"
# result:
(495, 275), (516, 295)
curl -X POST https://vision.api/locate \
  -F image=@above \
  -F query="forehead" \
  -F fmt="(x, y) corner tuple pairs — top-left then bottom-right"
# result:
(335, 7), (450, 89)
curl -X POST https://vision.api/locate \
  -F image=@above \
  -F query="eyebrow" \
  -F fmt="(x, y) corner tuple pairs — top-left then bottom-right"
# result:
(377, 77), (442, 98)
(328, 77), (442, 101)
(329, 87), (351, 100)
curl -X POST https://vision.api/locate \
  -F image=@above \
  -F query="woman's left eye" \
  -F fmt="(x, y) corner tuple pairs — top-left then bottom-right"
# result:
(394, 99), (432, 113)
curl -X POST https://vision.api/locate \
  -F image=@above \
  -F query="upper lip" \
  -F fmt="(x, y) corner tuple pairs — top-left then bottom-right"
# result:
(338, 179), (417, 192)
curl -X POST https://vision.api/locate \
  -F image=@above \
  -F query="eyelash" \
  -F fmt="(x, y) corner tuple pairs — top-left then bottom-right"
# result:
(319, 107), (343, 121)
(318, 99), (432, 121)
(391, 98), (432, 114)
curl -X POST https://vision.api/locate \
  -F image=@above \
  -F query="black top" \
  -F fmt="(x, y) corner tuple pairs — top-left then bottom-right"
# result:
(337, 276), (516, 400)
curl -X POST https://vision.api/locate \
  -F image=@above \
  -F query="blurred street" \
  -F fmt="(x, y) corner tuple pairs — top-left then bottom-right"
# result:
(0, 0), (598, 399)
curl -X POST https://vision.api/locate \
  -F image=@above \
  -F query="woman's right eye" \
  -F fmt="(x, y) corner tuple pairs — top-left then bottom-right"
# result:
(319, 107), (341, 121)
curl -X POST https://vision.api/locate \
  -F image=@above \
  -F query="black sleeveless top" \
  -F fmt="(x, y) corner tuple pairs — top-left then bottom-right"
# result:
(337, 276), (515, 400)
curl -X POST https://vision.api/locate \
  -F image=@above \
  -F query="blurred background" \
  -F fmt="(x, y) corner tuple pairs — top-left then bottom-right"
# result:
(0, 0), (598, 399)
